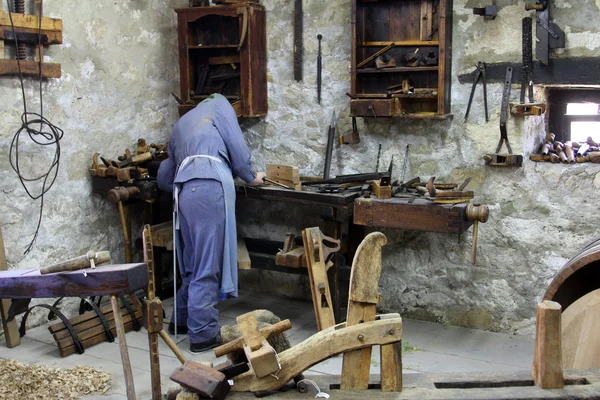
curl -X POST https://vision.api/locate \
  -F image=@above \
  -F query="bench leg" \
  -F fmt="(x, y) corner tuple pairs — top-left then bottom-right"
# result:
(111, 295), (136, 400)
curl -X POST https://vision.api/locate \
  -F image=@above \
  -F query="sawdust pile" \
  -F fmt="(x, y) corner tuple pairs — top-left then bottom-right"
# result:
(0, 359), (111, 400)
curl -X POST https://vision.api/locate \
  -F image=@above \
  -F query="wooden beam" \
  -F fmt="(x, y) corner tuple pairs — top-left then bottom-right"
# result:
(0, 263), (149, 298)
(237, 238), (251, 270)
(458, 58), (600, 86)
(533, 300), (564, 389)
(0, 59), (61, 78)
(0, 11), (62, 32)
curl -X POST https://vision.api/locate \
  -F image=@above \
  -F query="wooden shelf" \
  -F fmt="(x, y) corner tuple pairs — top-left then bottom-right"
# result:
(357, 66), (438, 74)
(360, 41), (439, 47)
(188, 44), (240, 49)
(350, 0), (452, 118)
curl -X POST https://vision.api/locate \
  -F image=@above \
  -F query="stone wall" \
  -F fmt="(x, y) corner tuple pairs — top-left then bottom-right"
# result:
(0, 0), (599, 334)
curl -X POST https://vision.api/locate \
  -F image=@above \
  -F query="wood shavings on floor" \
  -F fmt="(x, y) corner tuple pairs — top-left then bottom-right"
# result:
(0, 358), (111, 400)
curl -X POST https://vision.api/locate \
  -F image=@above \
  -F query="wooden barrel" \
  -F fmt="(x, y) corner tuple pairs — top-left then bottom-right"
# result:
(543, 238), (600, 311)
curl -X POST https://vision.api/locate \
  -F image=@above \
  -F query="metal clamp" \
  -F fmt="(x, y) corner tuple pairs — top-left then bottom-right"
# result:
(19, 304), (85, 354)
(118, 295), (141, 332)
(80, 297), (115, 343)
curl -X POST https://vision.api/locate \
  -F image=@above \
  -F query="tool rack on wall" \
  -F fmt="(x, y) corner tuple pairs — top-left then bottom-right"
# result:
(175, 4), (267, 117)
(350, 0), (452, 119)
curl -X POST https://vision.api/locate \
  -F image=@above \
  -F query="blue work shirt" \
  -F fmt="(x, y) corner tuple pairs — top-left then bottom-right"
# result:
(157, 94), (256, 190)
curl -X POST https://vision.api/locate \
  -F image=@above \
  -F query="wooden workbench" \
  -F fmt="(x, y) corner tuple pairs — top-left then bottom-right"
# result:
(236, 184), (362, 322)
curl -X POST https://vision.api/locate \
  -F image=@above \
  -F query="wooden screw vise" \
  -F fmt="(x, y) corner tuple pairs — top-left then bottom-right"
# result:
(108, 186), (140, 204)
(466, 202), (489, 265)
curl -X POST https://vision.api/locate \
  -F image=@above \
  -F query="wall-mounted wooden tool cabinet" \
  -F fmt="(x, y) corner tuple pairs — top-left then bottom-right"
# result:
(175, 4), (267, 117)
(350, 0), (452, 119)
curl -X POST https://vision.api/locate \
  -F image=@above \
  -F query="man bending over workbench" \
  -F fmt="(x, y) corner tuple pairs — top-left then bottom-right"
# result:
(157, 94), (265, 353)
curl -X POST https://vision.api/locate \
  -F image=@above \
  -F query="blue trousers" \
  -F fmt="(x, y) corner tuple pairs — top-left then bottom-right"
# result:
(172, 178), (224, 343)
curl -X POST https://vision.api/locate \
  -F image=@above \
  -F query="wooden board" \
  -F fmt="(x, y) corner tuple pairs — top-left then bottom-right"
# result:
(231, 315), (403, 392)
(0, 228), (19, 348)
(0, 11), (62, 32)
(0, 60), (61, 78)
(0, 263), (148, 298)
(561, 289), (600, 369)
(237, 238), (251, 270)
(533, 300), (563, 389)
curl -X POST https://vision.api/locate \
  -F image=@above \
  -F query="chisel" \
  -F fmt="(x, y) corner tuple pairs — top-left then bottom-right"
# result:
(263, 177), (293, 190)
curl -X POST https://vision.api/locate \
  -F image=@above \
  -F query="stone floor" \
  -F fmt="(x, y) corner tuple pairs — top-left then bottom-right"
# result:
(0, 291), (534, 399)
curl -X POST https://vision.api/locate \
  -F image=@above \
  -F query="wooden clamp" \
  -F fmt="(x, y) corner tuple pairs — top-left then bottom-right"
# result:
(341, 232), (391, 390)
(302, 227), (340, 331)
(0, 1), (62, 78)
(231, 314), (403, 392)
(237, 312), (281, 379)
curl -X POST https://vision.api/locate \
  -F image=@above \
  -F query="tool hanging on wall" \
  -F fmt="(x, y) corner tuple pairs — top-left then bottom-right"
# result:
(510, 17), (546, 117)
(316, 34), (322, 104)
(464, 61), (488, 123)
(339, 117), (360, 144)
(293, 0), (303, 81)
(484, 67), (523, 167)
(525, 0), (564, 65)
(323, 110), (336, 179)
(472, 0), (497, 20)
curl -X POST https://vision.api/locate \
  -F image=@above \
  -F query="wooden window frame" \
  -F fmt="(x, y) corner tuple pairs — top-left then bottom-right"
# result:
(548, 89), (600, 143)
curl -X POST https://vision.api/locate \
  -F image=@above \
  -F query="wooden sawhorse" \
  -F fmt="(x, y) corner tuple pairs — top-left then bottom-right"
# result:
(0, 263), (148, 400)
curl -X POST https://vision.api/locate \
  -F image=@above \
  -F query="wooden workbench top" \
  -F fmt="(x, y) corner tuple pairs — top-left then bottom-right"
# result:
(354, 197), (474, 235)
(0, 263), (148, 298)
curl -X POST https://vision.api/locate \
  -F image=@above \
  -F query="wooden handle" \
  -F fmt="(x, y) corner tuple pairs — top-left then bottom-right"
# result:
(40, 251), (111, 274)
(214, 319), (292, 358)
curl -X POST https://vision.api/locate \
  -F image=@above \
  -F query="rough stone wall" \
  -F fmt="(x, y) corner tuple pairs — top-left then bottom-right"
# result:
(0, 0), (188, 326)
(239, 0), (600, 336)
(0, 0), (598, 335)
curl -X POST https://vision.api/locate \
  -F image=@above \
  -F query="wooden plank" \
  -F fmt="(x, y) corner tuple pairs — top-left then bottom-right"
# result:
(0, 59), (60, 78)
(0, 263), (148, 298)
(420, 2), (433, 42)
(0, 11), (61, 32)
(561, 289), (600, 369)
(341, 232), (387, 390)
(231, 315), (403, 392)
(209, 55), (240, 65)
(266, 164), (300, 182)
(0, 228), (19, 348)
(533, 300), (564, 389)
(302, 228), (335, 331)
(381, 341), (403, 391)
(237, 238), (251, 270)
